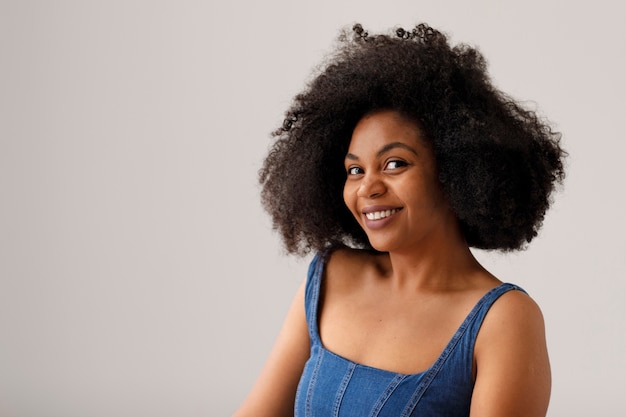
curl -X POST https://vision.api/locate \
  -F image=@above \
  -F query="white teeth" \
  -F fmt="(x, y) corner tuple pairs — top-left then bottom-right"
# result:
(366, 209), (399, 220)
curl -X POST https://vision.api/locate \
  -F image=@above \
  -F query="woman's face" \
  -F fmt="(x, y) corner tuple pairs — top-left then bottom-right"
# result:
(343, 110), (453, 253)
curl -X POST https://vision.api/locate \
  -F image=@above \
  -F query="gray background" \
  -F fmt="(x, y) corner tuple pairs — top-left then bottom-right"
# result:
(1, 0), (624, 416)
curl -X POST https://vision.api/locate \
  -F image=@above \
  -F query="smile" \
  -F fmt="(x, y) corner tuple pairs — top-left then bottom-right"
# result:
(365, 208), (400, 220)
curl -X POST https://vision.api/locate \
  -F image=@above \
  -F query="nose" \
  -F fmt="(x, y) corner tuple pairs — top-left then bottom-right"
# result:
(357, 173), (386, 198)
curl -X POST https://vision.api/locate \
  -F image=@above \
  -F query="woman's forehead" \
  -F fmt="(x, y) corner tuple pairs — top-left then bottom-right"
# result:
(348, 110), (428, 153)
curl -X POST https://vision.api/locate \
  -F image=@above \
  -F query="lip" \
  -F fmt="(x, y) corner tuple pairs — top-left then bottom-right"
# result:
(361, 205), (403, 230)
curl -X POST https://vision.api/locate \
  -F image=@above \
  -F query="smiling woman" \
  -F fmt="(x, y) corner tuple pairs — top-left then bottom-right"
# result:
(234, 23), (564, 417)
(343, 111), (451, 254)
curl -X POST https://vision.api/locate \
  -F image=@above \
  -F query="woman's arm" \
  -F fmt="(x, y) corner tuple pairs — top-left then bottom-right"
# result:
(232, 280), (310, 417)
(470, 291), (551, 417)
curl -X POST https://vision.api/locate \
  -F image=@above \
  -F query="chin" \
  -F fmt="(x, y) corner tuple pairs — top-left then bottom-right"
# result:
(366, 238), (399, 253)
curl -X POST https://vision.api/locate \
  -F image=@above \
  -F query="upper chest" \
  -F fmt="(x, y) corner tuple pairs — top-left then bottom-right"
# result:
(318, 279), (483, 375)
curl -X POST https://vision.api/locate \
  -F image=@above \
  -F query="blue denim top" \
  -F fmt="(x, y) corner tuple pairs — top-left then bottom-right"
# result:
(294, 252), (526, 417)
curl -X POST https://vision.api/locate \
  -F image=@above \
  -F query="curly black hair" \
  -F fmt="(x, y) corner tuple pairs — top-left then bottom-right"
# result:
(259, 23), (565, 255)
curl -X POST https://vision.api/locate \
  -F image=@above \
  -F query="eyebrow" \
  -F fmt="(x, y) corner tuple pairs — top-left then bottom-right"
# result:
(345, 142), (419, 160)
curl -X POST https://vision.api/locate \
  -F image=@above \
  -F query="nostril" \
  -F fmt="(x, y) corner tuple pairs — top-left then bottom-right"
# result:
(358, 179), (386, 198)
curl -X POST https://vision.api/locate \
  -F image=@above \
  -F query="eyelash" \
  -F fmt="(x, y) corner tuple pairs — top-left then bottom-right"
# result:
(346, 160), (409, 176)
(347, 166), (363, 175)
(385, 160), (408, 170)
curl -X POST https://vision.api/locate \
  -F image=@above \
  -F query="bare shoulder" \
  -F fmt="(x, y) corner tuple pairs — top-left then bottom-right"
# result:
(322, 248), (391, 306)
(480, 288), (545, 337)
(471, 287), (551, 417)
(326, 247), (387, 276)
(476, 288), (547, 363)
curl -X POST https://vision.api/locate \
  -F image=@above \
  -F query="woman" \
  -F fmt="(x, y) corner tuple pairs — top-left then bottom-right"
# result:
(234, 23), (565, 417)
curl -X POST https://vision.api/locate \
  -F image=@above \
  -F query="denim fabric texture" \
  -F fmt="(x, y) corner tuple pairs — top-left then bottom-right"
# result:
(294, 252), (526, 417)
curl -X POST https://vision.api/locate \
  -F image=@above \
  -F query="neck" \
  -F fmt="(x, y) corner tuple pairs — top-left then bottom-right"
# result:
(382, 219), (488, 292)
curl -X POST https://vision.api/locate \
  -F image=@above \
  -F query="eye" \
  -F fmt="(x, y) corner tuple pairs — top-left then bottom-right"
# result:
(385, 160), (409, 170)
(347, 166), (364, 176)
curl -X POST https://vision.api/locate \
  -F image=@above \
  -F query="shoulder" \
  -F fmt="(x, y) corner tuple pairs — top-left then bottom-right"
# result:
(325, 247), (388, 281)
(326, 246), (371, 268)
(317, 247), (389, 299)
(480, 288), (545, 337)
(476, 287), (546, 355)
(471, 287), (551, 416)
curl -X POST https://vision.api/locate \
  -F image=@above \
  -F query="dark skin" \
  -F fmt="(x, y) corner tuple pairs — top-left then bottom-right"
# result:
(234, 111), (551, 417)
(260, 25), (565, 255)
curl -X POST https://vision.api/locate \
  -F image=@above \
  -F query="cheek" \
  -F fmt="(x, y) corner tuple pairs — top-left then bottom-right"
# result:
(342, 183), (350, 207)
(343, 182), (358, 215)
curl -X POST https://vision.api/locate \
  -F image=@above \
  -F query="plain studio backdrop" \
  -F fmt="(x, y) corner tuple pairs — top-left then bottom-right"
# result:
(1, 0), (624, 416)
